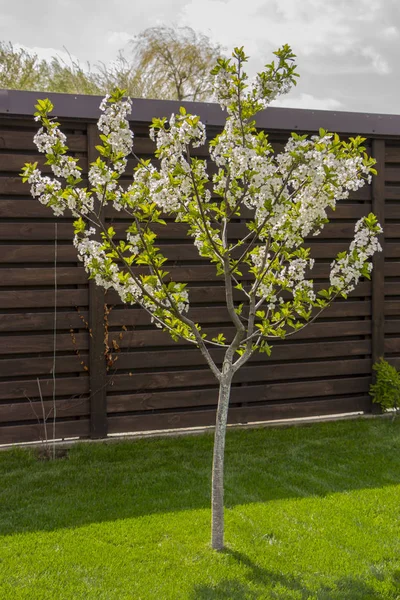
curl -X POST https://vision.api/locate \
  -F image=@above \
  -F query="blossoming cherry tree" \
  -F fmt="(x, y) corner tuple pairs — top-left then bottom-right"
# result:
(22, 46), (382, 550)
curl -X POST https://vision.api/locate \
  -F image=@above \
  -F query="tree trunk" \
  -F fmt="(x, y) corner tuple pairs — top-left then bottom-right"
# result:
(211, 372), (233, 550)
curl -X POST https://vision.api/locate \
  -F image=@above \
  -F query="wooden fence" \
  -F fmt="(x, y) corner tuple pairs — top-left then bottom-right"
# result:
(0, 89), (398, 445)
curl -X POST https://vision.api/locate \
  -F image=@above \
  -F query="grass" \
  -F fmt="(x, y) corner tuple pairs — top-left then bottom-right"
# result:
(0, 417), (400, 599)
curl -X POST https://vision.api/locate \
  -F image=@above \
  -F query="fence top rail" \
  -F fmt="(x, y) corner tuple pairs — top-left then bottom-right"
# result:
(1, 88), (400, 137)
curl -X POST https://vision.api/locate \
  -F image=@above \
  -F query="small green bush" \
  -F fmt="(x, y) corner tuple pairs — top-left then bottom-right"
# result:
(370, 358), (400, 413)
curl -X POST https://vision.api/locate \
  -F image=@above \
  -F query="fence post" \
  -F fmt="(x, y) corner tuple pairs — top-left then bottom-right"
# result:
(371, 138), (385, 409)
(87, 123), (108, 438)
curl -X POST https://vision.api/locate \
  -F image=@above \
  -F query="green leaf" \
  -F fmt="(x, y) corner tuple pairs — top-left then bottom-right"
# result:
(73, 217), (86, 235)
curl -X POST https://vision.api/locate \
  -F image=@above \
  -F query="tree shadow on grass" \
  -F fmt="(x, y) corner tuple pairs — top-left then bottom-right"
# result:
(0, 418), (399, 536)
(191, 549), (387, 599)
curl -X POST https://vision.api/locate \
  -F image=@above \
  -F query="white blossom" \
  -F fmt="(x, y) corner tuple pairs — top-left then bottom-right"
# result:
(24, 48), (382, 350)
(330, 218), (382, 293)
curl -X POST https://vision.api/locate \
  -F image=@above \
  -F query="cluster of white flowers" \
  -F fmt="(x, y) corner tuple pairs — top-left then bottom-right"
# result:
(25, 91), (197, 334)
(250, 246), (270, 270)
(212, 119), (262, 171)
(74, 230), (190, 320)
(51, 156), (81, 180)
(287, 257), (312, 282)
(33, 120), (82, 184)
(293, 279), (316, 303)
(34, 127), (67, 153)
(251, 74), (293, 109)
(98, 95), (133, 157)
(211, 118), (276, 210)
(151, 112), (206, 155)
(352, 216), (383, 249)
(88, 161), (124, 209)
(24, 46), (383, 351)
(210, 121), (372, 250)
(212, 67), (235, 111)
(163, 287), (190, 314)
(330, 218), (382, 292)
(67, 189), (94, 216)
(250, 245), (316, 309)
(213, 47), (296, 114)
(147, 115), (221, 261)
(26, 169), (64, 215)
(256, 134), (374, 247)
(26, 166), (93, 217)
(89, 163), (117, 188)
(127, 232), (141, 255)
(74, 234), (137, 296)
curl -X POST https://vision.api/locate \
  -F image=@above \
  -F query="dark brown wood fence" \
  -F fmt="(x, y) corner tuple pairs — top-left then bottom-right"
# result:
(0, 90), (398, 445)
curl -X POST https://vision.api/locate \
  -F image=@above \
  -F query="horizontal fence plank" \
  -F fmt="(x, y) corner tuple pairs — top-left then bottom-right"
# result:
(0, 376), (89, 401)
(384, 166), (400, 182)
(0, 200), (61, 219)
(385, 320), (400, 335)
(0, 223), (77, 241)
(109, 320), (371, 349)
(385, 146), (400, 163)
(0, 290), (88, 309)
(384, 282), (400, 296)
(0, 418), (90, 445)
(385, 186), (400, 200)
(385, 262), (400, 277)
(0, 311), (88, 332)
(0, 128), (86, 152)
(0, 267), (87, 286)
(0, 354), (87, 378)
(0, 397), (89, 423)
(0, 333), (89, 354)
(0, 177), (33, 195)
(383, 224), (400, 238)
(388, 357), (400, 369)
(107, 394), (371, 433)
(111, 339), (372, 371)
(108, 377), (371, 413)
(384, 338), (400, 353)
(0, 153), (88, 173)
(0, 339), (371, 378)
(105, 300), (371, 330)
(107, 359), (371, 394)
(386, 205), (400, 219)
(0, 247), (352, 274)
(0, 216), (370, 246)
(0, 283), (370, 313)
(105, 282), (372, 306)
(0, 245), (78, 263)
(384, 301), (400, 316)
(381, 243), (400, 259)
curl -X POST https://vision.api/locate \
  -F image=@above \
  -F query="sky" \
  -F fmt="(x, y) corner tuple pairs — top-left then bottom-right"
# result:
(1, 0), (399, 113)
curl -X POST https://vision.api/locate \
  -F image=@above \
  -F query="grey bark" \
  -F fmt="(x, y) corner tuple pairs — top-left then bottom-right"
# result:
(211, 369), (233, 550)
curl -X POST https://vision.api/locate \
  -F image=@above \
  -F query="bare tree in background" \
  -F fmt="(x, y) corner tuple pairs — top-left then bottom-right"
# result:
(130, 26), (223, 101)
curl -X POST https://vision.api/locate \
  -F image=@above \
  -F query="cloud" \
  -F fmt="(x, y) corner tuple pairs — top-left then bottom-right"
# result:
(13, 43), (81, 66)
(272, 93), (343, 111)
(383, 25), (399, 39)
(0, 0), (191, 64)
(106, 31), (132, 48)
(1, 0), (400, 114)
(361, 46), (391, 75)
(179, 0), (394, 77)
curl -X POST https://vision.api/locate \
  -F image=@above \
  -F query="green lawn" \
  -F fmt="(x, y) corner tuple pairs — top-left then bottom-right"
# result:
(0, 418), (400, 599)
